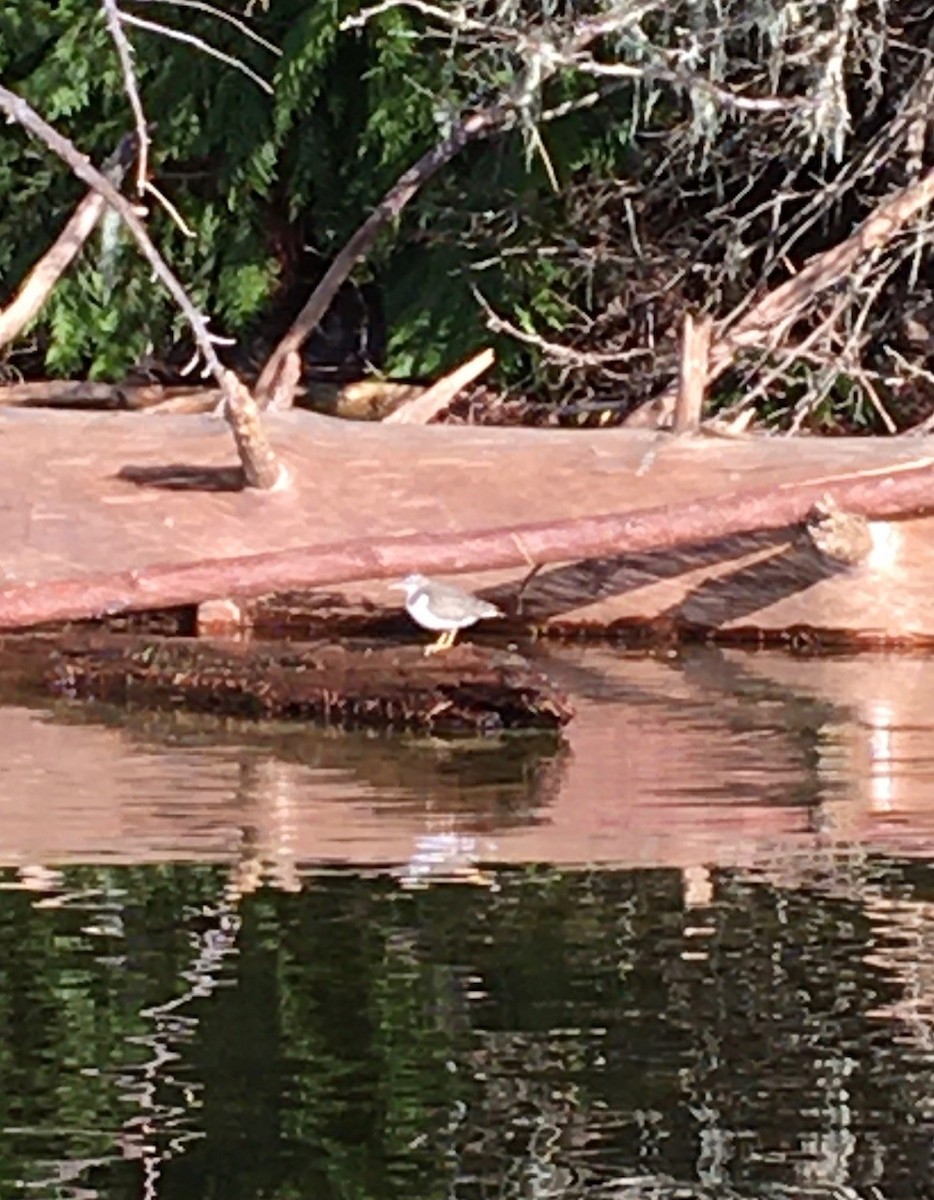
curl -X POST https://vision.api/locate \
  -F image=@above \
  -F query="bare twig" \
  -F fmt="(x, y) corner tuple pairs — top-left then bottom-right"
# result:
(474, 287), (650, 367)
(341, 0), (489, 34)
(0, 83), (285, 489)
(134, 0), (281, 55)
(570, 54), (815, 114)
(119, 11), (274, 93)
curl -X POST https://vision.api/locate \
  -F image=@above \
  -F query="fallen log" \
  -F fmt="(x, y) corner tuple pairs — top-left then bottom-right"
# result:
(28, 633), (574, 733)
(0, 449), (932, 629)
(3, 407), (934, 639)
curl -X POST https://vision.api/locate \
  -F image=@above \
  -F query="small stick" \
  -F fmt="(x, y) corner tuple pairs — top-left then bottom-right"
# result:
(384, 348), (495, 424)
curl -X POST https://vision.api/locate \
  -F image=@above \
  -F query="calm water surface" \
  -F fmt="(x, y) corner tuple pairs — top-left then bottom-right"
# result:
(1, 646), (934, 1199)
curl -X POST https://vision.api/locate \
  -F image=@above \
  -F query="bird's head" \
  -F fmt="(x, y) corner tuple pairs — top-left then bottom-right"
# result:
(390, 573), (428, 598)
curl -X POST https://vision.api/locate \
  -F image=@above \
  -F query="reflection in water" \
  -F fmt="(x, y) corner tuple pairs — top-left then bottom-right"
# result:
(2, 647), (934, 1197)
(1, 865), (934, 1199)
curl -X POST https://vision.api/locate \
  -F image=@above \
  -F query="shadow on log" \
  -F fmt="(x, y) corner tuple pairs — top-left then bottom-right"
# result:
(1, 633), (575, 734)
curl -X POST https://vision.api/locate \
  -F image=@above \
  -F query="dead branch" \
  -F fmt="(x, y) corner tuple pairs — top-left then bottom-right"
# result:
(626, 164), (934, 428)
(1, 455), (932, 629)
(0, 83), (285, 490)
(383, 348), (494, 424)
(222, 370), (288, 488)
(0, 135), (136, 351)
(253, 108), (511, 405)
(254, 7), (651, 405)
(101, 0), (150, 192)
(474, 287), (648, 367)
(118, 10), (275, 93)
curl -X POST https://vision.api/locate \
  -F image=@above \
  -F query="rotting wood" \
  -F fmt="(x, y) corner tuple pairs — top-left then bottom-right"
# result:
(26, 633), (574, 733)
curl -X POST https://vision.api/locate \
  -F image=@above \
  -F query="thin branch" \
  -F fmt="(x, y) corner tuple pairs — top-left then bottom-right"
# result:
(101, 0), (149, 192)
(119, 11), (274, 93)
(571, 54), (815, 114)
(341, 0), (490, 34)
(473, 287), (650, 367)
(141, 179), (195, 236)
(134, 0), (281, 56)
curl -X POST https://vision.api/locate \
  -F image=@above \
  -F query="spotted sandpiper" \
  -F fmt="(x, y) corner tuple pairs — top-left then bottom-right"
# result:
(391, 573), (504, 654)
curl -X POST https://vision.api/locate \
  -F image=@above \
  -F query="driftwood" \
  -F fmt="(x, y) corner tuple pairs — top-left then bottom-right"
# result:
(672, 314), (712, 434)
(24, 632), (572, 733)
(1, 408), (934, 639)
(0, 429), (932, 627)
(0, 380), (223, 411)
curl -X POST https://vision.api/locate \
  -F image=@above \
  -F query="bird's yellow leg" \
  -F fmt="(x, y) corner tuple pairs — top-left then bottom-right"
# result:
(424, 629), (458, 655)
(424, 631), (447, 656)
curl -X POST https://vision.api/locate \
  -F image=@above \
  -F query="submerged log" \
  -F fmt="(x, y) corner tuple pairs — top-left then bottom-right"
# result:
(18, 633), (574, 733)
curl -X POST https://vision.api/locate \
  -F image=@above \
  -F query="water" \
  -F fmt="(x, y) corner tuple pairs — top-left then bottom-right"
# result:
(1, 646), (934, 1199)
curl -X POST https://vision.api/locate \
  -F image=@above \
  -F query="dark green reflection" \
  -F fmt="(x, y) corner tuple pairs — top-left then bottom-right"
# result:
(0, 863), (932, 1200)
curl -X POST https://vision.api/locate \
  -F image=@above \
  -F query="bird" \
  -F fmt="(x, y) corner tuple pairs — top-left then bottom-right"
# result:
(391, 573), (504, 654)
